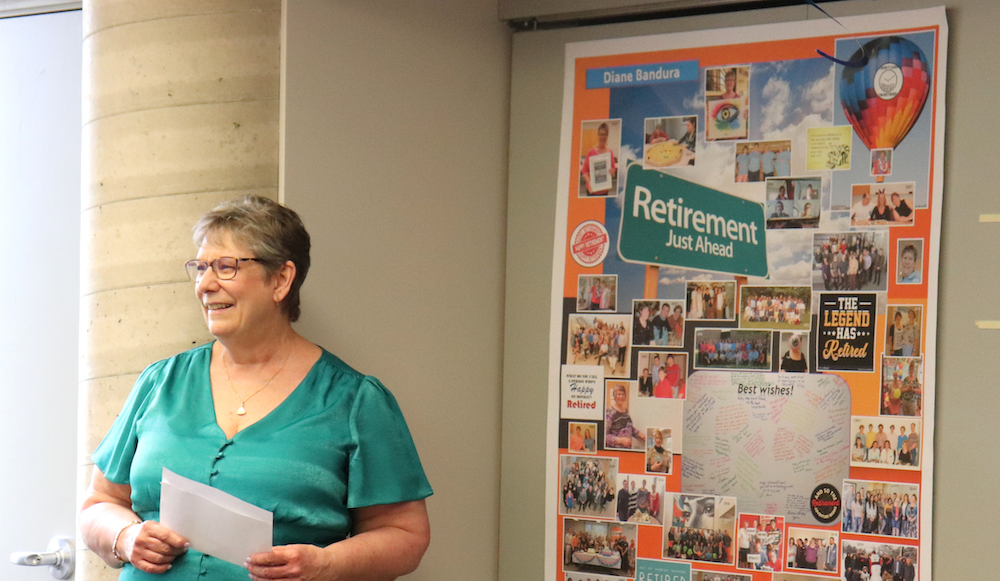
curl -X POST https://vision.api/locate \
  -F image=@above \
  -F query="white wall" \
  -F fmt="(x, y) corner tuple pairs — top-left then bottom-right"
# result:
(0, 9), (82, 578)
(282, 1), (511, 579)
(504, 1), (1000, 579)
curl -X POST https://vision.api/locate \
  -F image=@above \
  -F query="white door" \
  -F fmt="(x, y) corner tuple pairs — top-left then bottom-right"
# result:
(0, 9), (83, 580)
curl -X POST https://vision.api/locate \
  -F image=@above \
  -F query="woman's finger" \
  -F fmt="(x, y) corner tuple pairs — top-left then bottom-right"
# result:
(142, 521), (190, 551)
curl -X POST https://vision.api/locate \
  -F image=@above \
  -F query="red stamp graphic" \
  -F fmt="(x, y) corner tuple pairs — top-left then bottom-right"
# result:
(570, 220), (610, 267)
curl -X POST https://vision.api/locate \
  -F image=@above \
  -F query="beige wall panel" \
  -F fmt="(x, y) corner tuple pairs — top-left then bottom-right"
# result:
(81, 283), (212, 381)
(77, 373), (140, 466)
(82, 101), (278, 210)
(283, 1), (510, 579)
(84, 10), (279, 122)
(83, 0), (277, 37)
(81, 189), (275, 295)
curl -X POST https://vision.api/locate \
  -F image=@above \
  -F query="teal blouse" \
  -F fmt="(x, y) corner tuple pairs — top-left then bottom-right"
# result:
(92, 343), (432, 581)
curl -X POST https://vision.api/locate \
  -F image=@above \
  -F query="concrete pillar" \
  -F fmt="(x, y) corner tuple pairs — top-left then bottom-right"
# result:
(77, 1), (280, 579)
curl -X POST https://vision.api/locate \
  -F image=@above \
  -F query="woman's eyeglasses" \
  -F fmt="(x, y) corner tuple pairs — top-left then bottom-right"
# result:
(184, 257), (264, 282)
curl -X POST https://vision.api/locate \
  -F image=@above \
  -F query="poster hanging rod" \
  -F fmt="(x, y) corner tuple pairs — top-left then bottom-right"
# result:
(505, 0), (844, 31)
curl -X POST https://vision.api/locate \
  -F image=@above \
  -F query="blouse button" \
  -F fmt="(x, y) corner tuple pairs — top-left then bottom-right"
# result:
(215, 452), (225, 459)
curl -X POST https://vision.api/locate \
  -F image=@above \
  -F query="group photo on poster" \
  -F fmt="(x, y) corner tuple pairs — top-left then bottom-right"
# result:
(842, 479), (920, 539)
(662, 494), (736, 564)
(548, 8), (944, 581)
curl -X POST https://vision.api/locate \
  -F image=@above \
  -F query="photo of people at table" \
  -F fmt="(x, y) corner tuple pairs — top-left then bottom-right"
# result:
(736, 513), (784, 572)
(765, 177), (820, 229)
(842, 480), (920, 539)
(567, 314), (631, 377)
(662, 494), (737, 564)
(615, 474), (666, 525)
(773, 574), (840, 581)
(560, 455), (619, 520)
(564, 573), (627, 581)
(812, 231), (890, 292)
(734, 139), (791, 182)
(645, 428), (673, 474)
(563, 518), (638, 578)
(785, 526), (838, 573)
(840, 540), (917, 581)
(884, 305), (922, 357)
(880, 356), (923, 417)
(694, 328), (771, 370)
(636, 350), (687, 399)
(738, 285), (811, 330)
(849, 183), (915, 226)
(643, 115), (697, 167)
(632, 299), (685, 347)
(693, 571), (752, 581)
(577, 274), (618, 312)
(850, 416), (922, 470)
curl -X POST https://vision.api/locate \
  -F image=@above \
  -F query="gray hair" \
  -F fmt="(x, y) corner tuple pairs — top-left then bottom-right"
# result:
(193, 195), (311, 322)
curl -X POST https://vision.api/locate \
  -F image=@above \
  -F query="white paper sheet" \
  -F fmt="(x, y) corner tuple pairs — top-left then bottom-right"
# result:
(160, 468), (272, 566)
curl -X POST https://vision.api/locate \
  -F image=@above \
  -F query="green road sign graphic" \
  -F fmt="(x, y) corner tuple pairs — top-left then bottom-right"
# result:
(618, 164), (768, 277)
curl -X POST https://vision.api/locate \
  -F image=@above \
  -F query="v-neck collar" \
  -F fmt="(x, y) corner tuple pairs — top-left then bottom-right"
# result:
(204, 341), (324, 440)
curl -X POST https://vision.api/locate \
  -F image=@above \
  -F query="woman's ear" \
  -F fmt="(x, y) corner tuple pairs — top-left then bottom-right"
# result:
(272, 260), (297, 303)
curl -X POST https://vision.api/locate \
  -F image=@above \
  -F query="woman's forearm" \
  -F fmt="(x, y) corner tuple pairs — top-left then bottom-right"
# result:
(321, 524), (430, 581)
(80, 501), (142, 567)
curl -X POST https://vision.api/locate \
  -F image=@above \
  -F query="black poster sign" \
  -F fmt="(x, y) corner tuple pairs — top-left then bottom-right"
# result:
(817, 293), (876, 371)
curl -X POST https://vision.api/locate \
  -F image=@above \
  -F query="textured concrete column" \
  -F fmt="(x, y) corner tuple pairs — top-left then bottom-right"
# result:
(78, 1), (280, 579)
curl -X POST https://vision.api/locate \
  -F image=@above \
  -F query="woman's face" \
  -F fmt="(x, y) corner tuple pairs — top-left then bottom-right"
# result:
(900, 250), (916, 276)
(654, 431), (663, 446)
(195, 230), (277, 340)
(597, 127), (609, 147)
(614, 386), (627, 404)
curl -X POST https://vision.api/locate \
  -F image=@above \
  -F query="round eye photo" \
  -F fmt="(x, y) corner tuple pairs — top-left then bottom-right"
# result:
(712, 102), (741, 129)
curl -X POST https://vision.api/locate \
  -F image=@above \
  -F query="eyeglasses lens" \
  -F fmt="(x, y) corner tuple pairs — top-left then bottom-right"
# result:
(185, 257), (239, 281)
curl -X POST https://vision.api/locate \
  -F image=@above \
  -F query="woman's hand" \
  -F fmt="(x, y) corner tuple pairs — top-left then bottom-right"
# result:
(246, 545), (332, 581)
(121, 521), (189, 574)
(80, 468), (188, 572)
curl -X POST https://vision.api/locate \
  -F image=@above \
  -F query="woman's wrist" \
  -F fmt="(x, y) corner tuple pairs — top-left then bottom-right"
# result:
(112, 520), (142, 567)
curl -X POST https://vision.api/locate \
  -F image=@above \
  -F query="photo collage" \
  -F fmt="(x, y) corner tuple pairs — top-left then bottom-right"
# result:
(553, 13), (941, 581)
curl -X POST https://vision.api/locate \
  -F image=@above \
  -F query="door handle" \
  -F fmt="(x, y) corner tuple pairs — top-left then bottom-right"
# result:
(10, 537), (74, 579)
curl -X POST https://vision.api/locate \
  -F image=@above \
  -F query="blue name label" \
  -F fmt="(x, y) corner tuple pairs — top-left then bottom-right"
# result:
(586, 61), (699, 89)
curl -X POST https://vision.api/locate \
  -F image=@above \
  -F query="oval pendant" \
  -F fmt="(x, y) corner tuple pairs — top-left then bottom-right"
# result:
(236, 404), (246, 416)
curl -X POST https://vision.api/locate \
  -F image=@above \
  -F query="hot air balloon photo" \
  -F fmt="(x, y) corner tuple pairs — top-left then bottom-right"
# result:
(839, 36), (931, 151)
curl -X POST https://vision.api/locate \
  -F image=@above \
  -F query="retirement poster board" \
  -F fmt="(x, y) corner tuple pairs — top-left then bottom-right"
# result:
(546, 8), (946, 581)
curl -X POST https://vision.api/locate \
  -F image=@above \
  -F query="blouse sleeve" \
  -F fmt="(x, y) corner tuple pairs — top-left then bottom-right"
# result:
(90, 362), (162, 485)
(347, 377), (433, 509)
